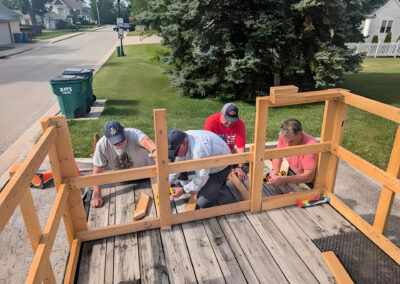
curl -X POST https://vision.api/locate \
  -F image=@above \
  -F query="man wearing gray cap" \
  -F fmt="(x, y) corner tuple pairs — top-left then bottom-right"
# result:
(204, 103), (247, 180)
(91, 120), (157, 207)
(168, 128), (231, 209)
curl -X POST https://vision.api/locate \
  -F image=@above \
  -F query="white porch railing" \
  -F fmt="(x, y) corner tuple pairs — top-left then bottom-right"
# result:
(346, 42), (400, 58)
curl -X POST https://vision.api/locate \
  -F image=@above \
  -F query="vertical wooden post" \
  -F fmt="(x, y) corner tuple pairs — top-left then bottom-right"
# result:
(9, 165), (57, 283)
(41, 116), (88, 234)
(250, 98), (269, 212)
(314, 98), (348, 194)
(153, 109), (171, 229)
(373, 125), (400, 233)
(248, 145), (255, 201)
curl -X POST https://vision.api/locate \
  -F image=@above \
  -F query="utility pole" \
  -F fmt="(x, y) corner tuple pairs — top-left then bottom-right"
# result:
(96, 0), (101, 25)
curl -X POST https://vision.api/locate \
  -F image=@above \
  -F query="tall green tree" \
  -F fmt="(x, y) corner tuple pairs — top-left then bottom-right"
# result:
(139, 0), (363, 101)
(130, 0), (148, 24)
(0, 0), (51, 25)
(90, 0), (118, 24)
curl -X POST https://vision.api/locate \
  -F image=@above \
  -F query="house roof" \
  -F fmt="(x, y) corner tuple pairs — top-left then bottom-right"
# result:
(0, 4), (21, 21)
(62, 0), (84, 10)
(367, 0), (400, 17)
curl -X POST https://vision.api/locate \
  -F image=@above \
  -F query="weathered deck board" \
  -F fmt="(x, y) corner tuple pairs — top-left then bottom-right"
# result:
(77, 186), (111, 284)
(113, 183), (140, 283)
(137, 184), (169, 284)
(104, 187), (115, 283)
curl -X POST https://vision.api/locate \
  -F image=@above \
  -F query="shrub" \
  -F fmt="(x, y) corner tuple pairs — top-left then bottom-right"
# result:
(384, 31), (392, 43)
(371, 35), (379, 43)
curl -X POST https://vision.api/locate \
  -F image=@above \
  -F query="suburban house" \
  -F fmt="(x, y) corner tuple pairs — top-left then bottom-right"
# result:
(12, 10), (33, 25)
(361, 0), (400, 42)
(0, 4), (20, 45)
(42, 0), (90, 30)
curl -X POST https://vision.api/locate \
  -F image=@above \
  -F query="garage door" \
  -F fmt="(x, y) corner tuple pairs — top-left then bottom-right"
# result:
(0, 22), (12, 45)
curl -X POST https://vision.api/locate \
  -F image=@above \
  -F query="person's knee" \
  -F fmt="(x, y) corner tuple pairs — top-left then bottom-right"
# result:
(196, 195), (217, 209)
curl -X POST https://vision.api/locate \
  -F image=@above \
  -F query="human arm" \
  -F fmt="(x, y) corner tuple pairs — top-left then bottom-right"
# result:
(140, 136), (157, 159)
(90, 166), (105, 207)
(270, 158), (282, 176)
(268, 168), (316, 186)
(234, 147), (247, 181)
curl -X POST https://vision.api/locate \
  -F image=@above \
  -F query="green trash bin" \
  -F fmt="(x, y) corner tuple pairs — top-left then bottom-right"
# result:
(50, 75), (90, 118)
(62, 68), (96, 107)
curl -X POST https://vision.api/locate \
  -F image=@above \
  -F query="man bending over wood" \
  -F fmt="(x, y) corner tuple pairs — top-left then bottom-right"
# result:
(168, 128), (231, 209)
(91, 120), (157, 207)
(268, 118), (318, 189)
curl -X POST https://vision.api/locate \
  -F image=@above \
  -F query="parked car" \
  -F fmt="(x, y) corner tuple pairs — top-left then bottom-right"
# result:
(113, 23), (134, 32)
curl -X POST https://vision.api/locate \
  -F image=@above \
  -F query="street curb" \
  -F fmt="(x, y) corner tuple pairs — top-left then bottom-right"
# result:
(0, 48), (34, 59)
(50, 32), (84, 44)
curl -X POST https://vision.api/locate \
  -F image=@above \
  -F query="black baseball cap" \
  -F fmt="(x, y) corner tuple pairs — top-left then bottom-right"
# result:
(167, 128), (186, 161)
(104, 120), (125, 145)
(221, 103), (239, 122)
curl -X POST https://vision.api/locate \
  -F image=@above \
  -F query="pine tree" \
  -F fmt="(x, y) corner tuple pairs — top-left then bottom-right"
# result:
(139, 0), (363, 101)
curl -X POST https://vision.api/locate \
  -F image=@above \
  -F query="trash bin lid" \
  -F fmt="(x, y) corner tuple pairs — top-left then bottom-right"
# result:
(63, 68), (95, 75)
(50, 75), (86, 82)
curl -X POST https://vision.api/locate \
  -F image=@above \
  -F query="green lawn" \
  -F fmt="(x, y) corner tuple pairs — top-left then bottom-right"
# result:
(127, 30), (156, 36)
(67, 48), (400, 170)
(0, 46), (13, 51)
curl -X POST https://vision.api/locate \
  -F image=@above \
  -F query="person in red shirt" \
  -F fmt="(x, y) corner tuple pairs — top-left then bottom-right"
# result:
(204, 103), (247, 180)
(268, 118), (318, 188)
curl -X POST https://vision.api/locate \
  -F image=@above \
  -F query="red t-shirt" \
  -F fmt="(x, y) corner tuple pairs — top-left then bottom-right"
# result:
(204, 113), (246, 153)
(277, 132), (318, 174)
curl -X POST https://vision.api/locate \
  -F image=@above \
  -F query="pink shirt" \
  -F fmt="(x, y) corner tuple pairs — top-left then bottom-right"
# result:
(277, 132), (318, 175)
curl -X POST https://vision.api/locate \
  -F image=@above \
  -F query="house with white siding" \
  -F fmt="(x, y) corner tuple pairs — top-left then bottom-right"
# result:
(0, 4), (20, 45)
(362, 0), (400, 42)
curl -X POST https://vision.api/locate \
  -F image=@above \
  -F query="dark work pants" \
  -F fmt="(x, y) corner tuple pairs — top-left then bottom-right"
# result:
(196, 166), (232, 209)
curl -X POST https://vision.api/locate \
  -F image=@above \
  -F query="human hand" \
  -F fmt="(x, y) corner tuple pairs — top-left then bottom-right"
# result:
(234, 167), (247, 181)
(90, 192), (103, 207)
(171, 187), (184, 198)
(268, 175), (284, 186)
(151, 149), (157, 160)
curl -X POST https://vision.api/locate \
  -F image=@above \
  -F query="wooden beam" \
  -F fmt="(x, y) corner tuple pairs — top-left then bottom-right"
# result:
(261, 188), (320, 210)
(133, 192), (150, 221)
(41, 116), (88, 233)
(63, 239), (81, 284)
(327, 193), (400, 265)
(75, 217), (161, 242)
(268, 89), (342, 107)
(248, 145), (254, 201)
(150, 177), (160, 216)
(314, 99), (347, 194)
(374, 125), (400, 233)
(321, 251), (354, 284)
(153, 109), (171, 229)
(40, 119), (75, 246)
(264, 142), (331, 160)
(26, 183), (70, 283)
(342, 92), (400, 123)
(184, 192), (197, 212)
(251, 98), (269, 212)
(0, 125), (57, 234)
(228, 172), (249, 200)
(331, 144), (400, 195)
(9, 165), (57, 283)
(169, 152), (251, 175)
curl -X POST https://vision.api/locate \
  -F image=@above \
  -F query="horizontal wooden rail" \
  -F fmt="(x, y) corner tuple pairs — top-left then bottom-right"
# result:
(169, 152), (252, 174)
(265, 89), (342, 107)
(69, 165), (157, 188)
(0, 125), (57, 234)
(76, 200), (250, 242)
(322, 251), (354, 284)
(342, 92), (400, 123)
(26, 183), (70, 283)
(327, 193), (400, 265)
(262, 188), (320, 210)
(264, 142), (331, 160)
(331, 144), (400, 195)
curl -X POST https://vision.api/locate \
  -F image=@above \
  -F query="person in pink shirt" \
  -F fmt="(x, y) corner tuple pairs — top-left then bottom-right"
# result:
(268, 118), (318, 188)
(204, 103), (247, 181)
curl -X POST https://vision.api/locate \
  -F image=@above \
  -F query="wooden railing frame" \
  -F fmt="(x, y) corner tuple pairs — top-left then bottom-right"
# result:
(1, 87), (400, 283)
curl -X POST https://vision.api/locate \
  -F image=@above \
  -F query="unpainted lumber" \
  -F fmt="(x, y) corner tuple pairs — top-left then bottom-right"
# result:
(322, 251), (354, 284)
(184, 192), (197, 212)
(133, 192), (150, 220)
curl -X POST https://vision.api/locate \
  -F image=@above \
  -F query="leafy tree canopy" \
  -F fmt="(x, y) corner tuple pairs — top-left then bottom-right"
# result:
(139, 0), (364, 101)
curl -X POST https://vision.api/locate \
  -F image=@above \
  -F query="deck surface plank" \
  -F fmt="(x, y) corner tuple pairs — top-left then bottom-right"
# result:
(104, 187), (116, 283)
(113, 183), (140, 283)
(137, 184), (169, 284)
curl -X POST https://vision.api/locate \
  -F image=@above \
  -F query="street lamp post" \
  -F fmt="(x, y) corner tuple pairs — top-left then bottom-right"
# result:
(96, 0), (101, 25)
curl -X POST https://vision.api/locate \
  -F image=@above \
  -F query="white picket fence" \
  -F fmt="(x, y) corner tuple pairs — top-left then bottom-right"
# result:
(346, 42), (400, 58)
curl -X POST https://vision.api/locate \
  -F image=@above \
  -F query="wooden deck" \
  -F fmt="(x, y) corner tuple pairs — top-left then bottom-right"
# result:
(76, 168), (356, 284)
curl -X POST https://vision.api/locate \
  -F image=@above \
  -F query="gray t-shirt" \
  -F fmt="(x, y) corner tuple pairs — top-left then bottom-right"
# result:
(93, 128), (154, 170)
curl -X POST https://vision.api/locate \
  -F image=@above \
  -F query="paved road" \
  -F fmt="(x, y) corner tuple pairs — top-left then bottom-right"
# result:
(0, 27), (118, 155)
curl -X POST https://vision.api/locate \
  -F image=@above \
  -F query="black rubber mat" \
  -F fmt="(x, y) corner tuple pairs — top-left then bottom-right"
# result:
(313, 231), (400, 284)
